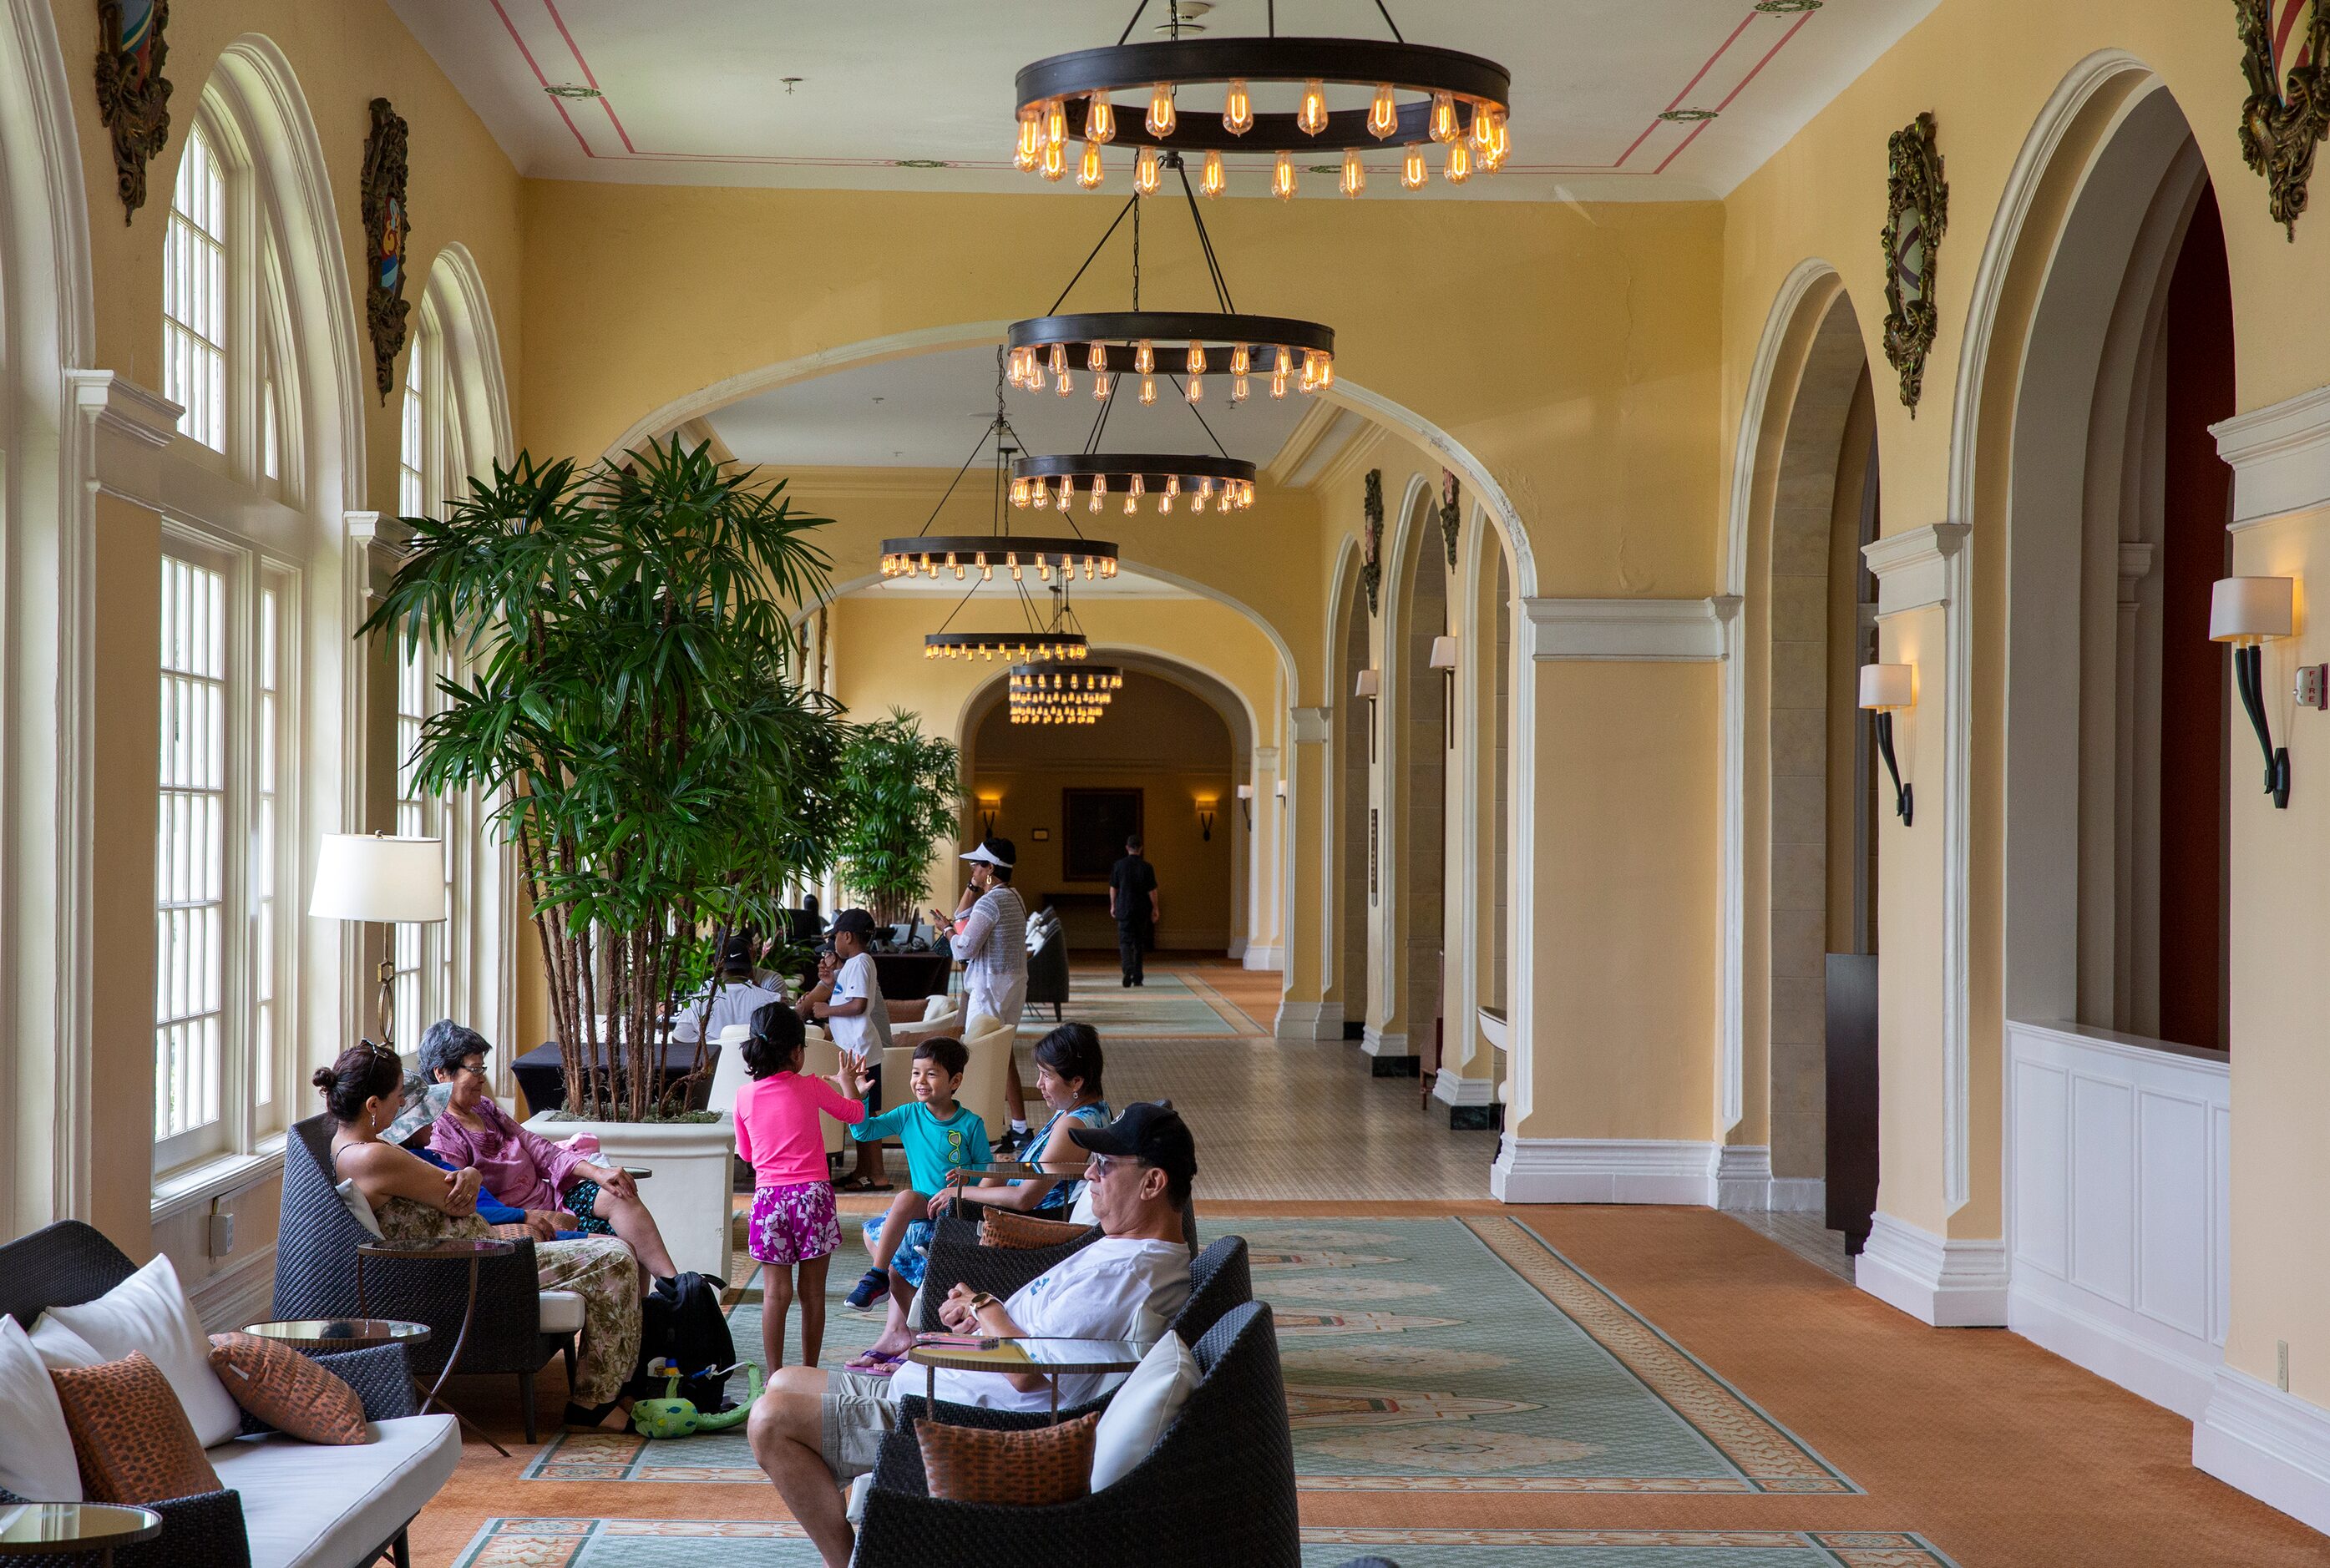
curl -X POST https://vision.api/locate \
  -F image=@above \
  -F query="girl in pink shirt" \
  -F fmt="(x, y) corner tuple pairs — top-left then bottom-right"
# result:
(733, 1003), (864, 1371)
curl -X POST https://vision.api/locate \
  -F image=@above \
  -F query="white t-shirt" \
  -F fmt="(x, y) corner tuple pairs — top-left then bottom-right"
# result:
(892, 1237), (1193, 1414)
(827, 952), (893, 1062)
(671, 975), (789, 1044)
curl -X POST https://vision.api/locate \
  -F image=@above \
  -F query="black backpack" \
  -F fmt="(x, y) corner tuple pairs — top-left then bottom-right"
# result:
(631, 1270), (737, 1410)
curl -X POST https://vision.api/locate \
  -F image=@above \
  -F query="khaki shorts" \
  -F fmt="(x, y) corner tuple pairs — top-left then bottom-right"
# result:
(820, 1369), (900, 1481)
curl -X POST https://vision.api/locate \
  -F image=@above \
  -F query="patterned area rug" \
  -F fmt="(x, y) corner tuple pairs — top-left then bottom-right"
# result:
(1015, 970), (1255, 1037)
(524, 1216), (1852, 1495)
(453, 1520), (1958, 1566)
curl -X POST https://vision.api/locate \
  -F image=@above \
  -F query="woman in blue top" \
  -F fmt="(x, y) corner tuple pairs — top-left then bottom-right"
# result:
(959, 1023), (1112, 1217)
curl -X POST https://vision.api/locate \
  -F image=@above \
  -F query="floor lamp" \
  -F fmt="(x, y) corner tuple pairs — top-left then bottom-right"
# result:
(311, 832), (446, 1052)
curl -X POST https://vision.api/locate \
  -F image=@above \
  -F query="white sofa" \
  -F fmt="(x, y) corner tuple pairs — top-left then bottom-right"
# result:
(209, 1415), (459, 1568)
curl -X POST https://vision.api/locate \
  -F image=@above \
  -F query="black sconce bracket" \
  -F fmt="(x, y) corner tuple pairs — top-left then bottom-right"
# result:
(2235, 643), (2293, 809)
(1874, 711), (1913, 827)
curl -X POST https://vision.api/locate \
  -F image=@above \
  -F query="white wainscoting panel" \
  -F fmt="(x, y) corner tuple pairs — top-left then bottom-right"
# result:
(2007, 1019), (2230, 1419)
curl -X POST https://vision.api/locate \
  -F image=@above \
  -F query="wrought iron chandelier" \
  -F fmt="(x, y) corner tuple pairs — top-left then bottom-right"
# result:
(1011, 0), (1512, 199)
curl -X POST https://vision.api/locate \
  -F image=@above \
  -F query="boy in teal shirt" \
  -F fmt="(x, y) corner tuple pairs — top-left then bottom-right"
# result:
(842, 1037), (991, 1328)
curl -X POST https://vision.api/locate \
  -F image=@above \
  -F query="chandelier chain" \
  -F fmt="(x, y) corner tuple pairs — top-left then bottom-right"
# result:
(1174, 156), (1236, 313)
(1047, 195), (1140, 317)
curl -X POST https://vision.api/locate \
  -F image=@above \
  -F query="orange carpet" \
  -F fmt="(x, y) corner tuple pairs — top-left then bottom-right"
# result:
(404, 1196), (2330, 1566)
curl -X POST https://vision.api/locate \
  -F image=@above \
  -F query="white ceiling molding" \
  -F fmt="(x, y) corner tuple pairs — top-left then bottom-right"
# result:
(2213, 382), (2330, 530)
(1522, 596), (1731, 661)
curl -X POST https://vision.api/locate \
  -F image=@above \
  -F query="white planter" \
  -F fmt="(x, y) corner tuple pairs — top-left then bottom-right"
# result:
(524, 1112), (734, 1282)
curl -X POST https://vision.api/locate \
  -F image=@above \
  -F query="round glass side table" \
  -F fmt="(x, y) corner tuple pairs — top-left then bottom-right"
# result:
(238, 1317), (431, 1353)
(357, 1237), (517, 1457)
(0, 1502), (164, 1565)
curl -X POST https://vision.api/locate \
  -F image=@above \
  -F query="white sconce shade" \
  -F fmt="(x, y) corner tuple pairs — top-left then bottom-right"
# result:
(1427, 635), (1459, 670)
(1234, 783), (1255, 801)
(1858, 663), (1914, 713)
(1274, 780), (1287, 800)
(2210, 576), (2294, 645)
(309, 833), (447, 924)
(1352, 667), (1380, 699)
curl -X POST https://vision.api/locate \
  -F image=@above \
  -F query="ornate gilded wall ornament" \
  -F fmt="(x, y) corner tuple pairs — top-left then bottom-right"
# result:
(362, 98), (412, 403)
(1439, 470), (1461, 569)
(1362, 469), (1385, 616)
(94, 0), (172, 222)
(1880, 112), (1948, 414)
(2236, 0), (2330, 239)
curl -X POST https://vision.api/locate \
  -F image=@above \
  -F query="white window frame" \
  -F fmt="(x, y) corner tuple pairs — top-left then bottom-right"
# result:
(163, 119), (229, 453)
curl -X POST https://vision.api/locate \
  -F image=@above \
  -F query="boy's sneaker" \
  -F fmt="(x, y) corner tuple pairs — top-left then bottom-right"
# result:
(844, 1267), (889, 1311)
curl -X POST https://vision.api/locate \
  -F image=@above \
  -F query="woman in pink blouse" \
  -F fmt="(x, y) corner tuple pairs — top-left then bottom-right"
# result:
(423, 1021), (679, 1280)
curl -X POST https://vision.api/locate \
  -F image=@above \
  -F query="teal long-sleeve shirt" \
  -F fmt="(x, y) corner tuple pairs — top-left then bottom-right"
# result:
(851, 1100), (991, 1194)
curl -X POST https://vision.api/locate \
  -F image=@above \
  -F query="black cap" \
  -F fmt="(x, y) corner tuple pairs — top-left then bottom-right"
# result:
(829, 908), (878, 938)
(1068, 1101), (1197, 1187)
(721, 928), (757, 969)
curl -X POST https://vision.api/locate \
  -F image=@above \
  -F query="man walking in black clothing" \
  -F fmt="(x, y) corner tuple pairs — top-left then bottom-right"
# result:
(1109, 835), (1161, 987)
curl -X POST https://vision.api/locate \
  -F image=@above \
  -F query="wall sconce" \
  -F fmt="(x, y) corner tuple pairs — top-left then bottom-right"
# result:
(1274, 779), (1287, 804)
(1858, 663), (1915, 827)
(1196, 797), (1216, 842)
(2212, 575), (2295, 809)
(1428, 634), (1459, 748)
(976, 794), (1001, 837)
(1235, 783), (1254, 830)
(1354, 666), (1380, 761)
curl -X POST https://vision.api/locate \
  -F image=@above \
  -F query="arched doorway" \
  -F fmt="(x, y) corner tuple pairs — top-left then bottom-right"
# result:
(1331, 554), (1371, 1043)
(1375, 483), (1448, 1077)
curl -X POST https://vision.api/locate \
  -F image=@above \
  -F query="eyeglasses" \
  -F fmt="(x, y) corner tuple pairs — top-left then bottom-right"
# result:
(453, 1061), (489, 1079)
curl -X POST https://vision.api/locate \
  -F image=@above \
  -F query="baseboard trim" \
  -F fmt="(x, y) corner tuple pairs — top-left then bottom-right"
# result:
(1711, 1146), (1827, 1213)
(1431, 1072), (1498, 1108)
(2196, 1367), (2330, 1535)
(1855, 1213), (2008, 1327)
(1490, 1137), (1719, 1206)
(1361, 1025), (1410, 1059)
(1274, 999), (1345, 1041)
(1241, 944), (1284, 971)
(2010, 1282), (2221, 1420)
(1768, 1176), (1826, 1213)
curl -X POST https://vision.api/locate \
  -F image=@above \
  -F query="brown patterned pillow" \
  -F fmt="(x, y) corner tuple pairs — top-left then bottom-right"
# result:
(915, 1411), (1098, 1506)
(49, 1352), (223, 1504)
(206, 1332), (370, 1444)
(980, 1210), (1088, 1250)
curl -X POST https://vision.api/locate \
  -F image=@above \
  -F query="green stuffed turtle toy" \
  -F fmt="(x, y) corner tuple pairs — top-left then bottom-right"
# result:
(631, 1358), (762, 1439)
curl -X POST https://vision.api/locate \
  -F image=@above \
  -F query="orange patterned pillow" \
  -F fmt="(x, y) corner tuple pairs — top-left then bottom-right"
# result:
(915, 1410), (1097, 1506)
(48, 1352), (223, 1504)
(206, 1332), (371, 1444)
(979, 1210), (1088, 1250)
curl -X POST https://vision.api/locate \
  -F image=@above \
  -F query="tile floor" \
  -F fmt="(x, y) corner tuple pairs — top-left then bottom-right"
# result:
(1723, 1209), (1856, 1282)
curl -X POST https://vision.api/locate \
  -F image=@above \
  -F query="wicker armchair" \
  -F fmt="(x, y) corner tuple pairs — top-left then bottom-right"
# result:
(858, 1301), (1299, 1567)
(0, 1220), (423, 1568)
(273, 1114), (573, 1441)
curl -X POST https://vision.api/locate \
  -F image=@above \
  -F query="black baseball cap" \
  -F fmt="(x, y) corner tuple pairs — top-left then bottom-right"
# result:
(830, 908), (877, 937)
(1069, 1101), (1197, 1188)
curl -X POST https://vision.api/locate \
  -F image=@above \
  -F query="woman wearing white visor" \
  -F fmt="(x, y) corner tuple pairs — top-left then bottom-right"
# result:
(950, 837), (1031, 1144)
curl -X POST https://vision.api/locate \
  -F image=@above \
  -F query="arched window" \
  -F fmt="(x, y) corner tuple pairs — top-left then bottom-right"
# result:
(162, 124), (225, 451)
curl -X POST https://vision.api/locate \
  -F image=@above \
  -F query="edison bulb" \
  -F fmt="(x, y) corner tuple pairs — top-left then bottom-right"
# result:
(1429, 92), (1458, 144)
(1086, 341), (1107, 373)
(1470, 102), (1495, 152)
(1092, 371), (1112, 401)
(1402, 144), (1428, 190)
(1368, 83), (1398, 140)
(1223, 78), (1253, 135)
(1139, 374), (1157, 405)
(1200, 148), (1225, 198)
(1186, 341), (1207, 376)
(1088, 473), (1106, 512)
(1482, 110), (1510, 171)
(1134, 339), (1154, 374)
(1056, 482), (1073, 512)
(1044, 98), (1069, 147)
(1041, 139), (1066, 181)
(1134, 145), (1162, 196)
(1011, 476), (1030, 508)
(1232, 374), (1249, 402)
(1197, 477), (1214, 507)
(1229, 343), (1251, 377)
(1086, 94), (1116, 144)
(1187, 374), (1203, 403)
(1316, 353), (1335, 390)
(1145, 82), (1176, 138)
(1077, 139), (1104, 189)
(1445, 139), (1472, 185)
(1298, 78), (1328, 136)
(1272, 149), (1297, 200)
(1015, 114), (1041, 171)
(1340, 147), (1365, 198)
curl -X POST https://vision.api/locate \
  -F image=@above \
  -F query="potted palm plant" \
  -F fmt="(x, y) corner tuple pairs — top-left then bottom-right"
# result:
(364, 438), (844, 1277)
(833, 709), (965, 929)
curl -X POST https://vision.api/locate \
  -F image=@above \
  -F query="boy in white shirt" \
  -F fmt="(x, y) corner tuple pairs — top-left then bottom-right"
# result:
(800, 908), (894, 1190)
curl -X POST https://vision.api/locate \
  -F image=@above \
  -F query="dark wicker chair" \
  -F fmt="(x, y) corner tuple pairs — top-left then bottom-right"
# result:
(858, 1301), (1299, 1567)
(274, 1113), (573, 1442)
(1024, 918), (1071, 1021)
(937, 1191), (1201, 1253)
(0, 1220), (422, 1568)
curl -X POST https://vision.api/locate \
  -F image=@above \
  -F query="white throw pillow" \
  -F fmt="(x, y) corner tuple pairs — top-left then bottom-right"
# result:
(0, 1315), (82, 1502)
(45, 1252), (243, 1448)
(25, 1315), (100, 1372)
(336, 1176), (385, 1239)
(1088, 1332), (1198, 1491)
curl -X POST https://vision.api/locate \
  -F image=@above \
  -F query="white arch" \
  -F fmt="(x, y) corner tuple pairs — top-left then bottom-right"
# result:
(1370, 476), (1446, 1043)
(423, 241), (515, 467)
(1319, 534), (1366, 1004)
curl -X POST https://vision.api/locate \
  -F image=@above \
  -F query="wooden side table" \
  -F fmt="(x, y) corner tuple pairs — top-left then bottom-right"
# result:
(0, 1503), (163, 1565)
(357, 1237), (515, 1456)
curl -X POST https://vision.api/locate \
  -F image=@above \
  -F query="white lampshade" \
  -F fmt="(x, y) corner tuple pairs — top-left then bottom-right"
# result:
(309, 833), (447, 923)
(1353, 667), (1381, 699)
(1427, 635), (1460, 670)
(1858, 663), (1914, 713)
(1235, 783), (1255, 801)
(1274, 780), (1287, 799)
(2210, 576), (2294, 645)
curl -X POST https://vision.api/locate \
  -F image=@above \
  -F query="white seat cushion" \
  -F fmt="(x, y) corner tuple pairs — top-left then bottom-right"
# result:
(539, 1290), (585, 1333)
(207, 1413), (458, 1568)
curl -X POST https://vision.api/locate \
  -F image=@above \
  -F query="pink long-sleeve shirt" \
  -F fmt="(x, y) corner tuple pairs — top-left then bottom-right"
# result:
(733, 1071), (864, 1188)
(428, 1097), (590, 1211)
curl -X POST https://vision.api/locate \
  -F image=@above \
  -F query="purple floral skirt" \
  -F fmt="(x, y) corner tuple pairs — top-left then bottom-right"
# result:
(748, 1181), (842, 1266)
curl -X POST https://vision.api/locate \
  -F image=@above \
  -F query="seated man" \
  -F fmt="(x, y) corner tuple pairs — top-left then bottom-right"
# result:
(672, 928), (791, 1044)
(747, 1101), (1198, 1568)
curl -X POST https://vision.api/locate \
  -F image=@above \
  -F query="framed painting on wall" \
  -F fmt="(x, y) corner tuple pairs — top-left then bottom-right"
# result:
(1063, 788), (1142, 881)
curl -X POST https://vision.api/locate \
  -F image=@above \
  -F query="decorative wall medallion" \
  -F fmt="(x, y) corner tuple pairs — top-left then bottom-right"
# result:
(1439, 471), (1461, 569)
(2236, 0), (2330, 238)
(1362, 468), (1385, 616)
(1880, 112), (1948, 413)
(93, 0), (172, 222)
(362, 98), (412, 403)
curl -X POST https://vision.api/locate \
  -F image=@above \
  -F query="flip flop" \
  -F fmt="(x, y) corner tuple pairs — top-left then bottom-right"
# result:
(837, 1176), (894, 1193)
(843, 1348), (904, 1373)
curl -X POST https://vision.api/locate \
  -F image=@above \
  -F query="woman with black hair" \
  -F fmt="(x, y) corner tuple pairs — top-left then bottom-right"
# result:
(955, 1021), (1112, 1216)
(317, 1042), (646, 1428)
